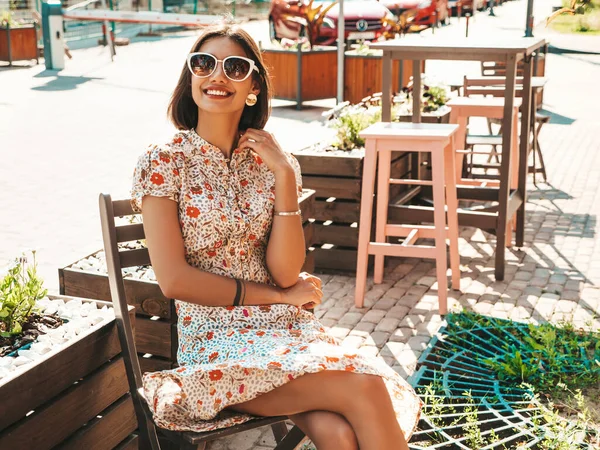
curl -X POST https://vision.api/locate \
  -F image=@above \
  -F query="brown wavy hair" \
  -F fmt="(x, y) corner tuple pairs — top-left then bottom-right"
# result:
(167, 24), (271, 131)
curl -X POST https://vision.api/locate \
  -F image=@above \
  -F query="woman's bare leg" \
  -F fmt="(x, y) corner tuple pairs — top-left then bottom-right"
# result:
(289, 410), (358, 450)
(227, 371), (409, 450)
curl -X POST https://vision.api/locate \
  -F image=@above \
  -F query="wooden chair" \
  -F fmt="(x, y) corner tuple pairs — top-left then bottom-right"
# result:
(99, 193), (306, 450)
(461, 76), (548, 182)
(481, 44), (547, 90)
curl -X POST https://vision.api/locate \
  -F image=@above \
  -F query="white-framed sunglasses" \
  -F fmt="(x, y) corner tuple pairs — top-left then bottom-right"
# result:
(187, 52), (259, 82)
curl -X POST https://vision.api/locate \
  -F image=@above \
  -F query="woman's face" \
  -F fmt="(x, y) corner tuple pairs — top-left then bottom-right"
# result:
(190, 36), (259, 116)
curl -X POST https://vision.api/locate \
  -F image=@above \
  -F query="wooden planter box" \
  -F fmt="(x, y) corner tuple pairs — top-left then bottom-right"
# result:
(344, 54), (425, 105)
(261, 46), (338, 109)
(0, 296), (138, 450)
(59, 191), (317, 373)
(0, 24), (38, 65)
(295, 151), (414, 272)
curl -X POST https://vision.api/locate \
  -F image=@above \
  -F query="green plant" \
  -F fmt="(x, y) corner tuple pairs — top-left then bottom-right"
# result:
(329, 103), (381, 151)
(1, 10), (18, 27)
(401, 76), (450, 113)
(524, 384), (599, 449)
(486, 348), (539, 382)
(546, 0), (596, 24)
(0, 251), (47, 336)
(323, 82), (451, 151)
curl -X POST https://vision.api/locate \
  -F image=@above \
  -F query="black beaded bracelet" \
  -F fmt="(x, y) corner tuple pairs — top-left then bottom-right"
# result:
(240, 280), (246, 306)
(233, 278), (243, 306)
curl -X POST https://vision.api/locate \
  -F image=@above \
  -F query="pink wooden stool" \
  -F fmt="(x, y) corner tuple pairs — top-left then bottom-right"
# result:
(354, 122), (461, 315)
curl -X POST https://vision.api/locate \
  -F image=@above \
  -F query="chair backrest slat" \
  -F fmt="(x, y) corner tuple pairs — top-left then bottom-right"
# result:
(113, 199), (137, 217)
(116, 223), (146, 243)
(463, 76), (526, 98)
(99, 193), (160, 450)
(119, 248), (151, 268)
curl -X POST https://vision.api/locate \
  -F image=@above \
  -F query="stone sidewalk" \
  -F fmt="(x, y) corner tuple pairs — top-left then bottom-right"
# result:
(1, 1), (599, 449)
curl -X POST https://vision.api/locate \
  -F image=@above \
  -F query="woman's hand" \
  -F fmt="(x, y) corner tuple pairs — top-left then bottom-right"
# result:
(280, 272), (323, 309)
(237, 129), (292, 176)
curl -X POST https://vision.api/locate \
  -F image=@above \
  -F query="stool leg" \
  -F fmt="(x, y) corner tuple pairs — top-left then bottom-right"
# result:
(431, 148), (448, 315)
(450, 108), (467, 183)
(444, 141), (460, 293)
(355, 141), (378, 308)
(374, 149), (392, 285)
(510, 109), (519, 191)
(505, 109), (519, 248)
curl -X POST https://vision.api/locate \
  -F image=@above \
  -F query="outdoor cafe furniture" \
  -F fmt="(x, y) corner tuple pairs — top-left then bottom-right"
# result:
(447, 96), (522, 191)
(370, 37), (547, 281)
(462, 76), (549, 184)
(355, 122), (461, 315)
(447, 96), (521, 248)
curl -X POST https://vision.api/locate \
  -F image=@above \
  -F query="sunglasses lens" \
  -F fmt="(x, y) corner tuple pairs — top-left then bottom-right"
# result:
(189, 54), (216, 77)
(224, 57), (252, 81)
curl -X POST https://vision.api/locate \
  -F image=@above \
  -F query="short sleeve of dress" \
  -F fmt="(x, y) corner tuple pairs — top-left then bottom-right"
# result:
(285, 153), (303, 199)
(130, 144), (182, 213)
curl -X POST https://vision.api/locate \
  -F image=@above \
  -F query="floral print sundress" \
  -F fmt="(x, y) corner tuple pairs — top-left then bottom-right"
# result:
(131, 129), (422, 437)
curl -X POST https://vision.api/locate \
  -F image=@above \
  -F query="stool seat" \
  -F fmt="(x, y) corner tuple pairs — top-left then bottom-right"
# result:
(355, 122), (462, 315)
(359, 122), (459, 140)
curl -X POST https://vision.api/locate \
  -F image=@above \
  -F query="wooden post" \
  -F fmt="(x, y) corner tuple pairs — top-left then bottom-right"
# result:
(412, 61), (421, 123)
(296, 46), (302, 110)
(495, 53), (517, 281)
(381, 52), (392, 122)
(517, 54), (533, 248)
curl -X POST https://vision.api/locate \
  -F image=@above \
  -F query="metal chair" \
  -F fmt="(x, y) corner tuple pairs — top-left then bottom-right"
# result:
(99, 193), (306, 450)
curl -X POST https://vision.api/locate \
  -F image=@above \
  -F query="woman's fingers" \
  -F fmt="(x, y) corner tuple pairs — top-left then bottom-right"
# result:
(240, 129), (270, 146)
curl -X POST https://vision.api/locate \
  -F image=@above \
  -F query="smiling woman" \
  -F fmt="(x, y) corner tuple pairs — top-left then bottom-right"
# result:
(130, 23), (421, 450)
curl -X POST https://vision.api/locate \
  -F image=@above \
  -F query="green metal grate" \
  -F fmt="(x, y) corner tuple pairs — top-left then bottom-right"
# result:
(407, 313), (599, 449)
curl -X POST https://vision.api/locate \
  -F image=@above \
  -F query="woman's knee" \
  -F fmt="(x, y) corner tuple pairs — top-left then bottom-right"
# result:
(294, 411), (358, 450)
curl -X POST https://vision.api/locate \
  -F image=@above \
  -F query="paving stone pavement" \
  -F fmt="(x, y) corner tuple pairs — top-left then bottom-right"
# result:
(1, 1), (599, 449)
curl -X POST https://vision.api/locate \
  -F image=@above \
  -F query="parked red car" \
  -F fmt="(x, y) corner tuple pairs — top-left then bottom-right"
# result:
(380, 0), (449, 26)
(269, 0), (395, 46)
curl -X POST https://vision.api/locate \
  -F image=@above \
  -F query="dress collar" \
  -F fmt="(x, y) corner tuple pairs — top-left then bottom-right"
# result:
(183, 128), (249, 164)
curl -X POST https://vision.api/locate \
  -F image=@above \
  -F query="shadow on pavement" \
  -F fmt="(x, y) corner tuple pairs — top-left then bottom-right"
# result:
(549, 44), (600, 56)
(31, 73), (103, 91)
(270, 103), (332, 123)
(539, 107), (576, 125)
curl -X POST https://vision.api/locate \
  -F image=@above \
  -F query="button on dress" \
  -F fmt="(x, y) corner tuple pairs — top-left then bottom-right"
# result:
(130, 129), (422, 436)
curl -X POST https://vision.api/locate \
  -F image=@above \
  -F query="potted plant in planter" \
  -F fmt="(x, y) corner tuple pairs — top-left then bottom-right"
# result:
(0, 251), (136, 448)
(395, 74), (452, 124)
(261, 0), (339, 109)
(0, 11), (38, 66)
